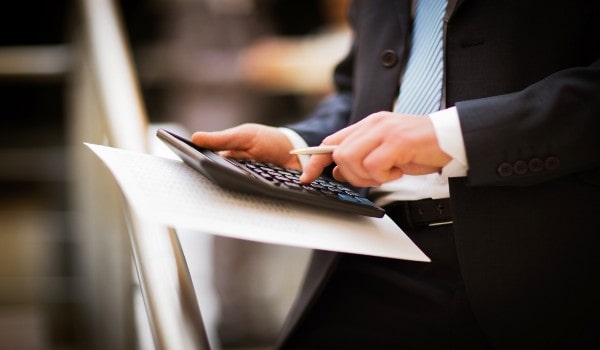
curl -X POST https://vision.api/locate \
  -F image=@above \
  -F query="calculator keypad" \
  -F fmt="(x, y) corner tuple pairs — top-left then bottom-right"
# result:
(237, 160), (375, 207)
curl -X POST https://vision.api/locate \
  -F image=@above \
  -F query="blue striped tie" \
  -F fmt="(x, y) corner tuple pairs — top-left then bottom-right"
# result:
(394, 0), (448, 115)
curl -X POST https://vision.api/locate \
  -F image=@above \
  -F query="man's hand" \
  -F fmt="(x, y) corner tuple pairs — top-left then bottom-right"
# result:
(191, 123), (302, 170)
(299, 112), (452, 187)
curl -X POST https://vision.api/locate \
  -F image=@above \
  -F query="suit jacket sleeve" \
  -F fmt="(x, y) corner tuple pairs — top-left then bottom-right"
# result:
(284, 40), (356, 147)
(456, 58), (600, 187)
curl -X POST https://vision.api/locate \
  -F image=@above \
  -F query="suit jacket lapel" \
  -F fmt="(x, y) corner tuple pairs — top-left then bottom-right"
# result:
(448, 0), (467, 19)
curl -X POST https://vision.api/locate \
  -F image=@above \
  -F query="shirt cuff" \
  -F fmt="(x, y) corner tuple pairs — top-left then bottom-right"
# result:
(278, 127), (310, 169)
(429, 106), (469, 177)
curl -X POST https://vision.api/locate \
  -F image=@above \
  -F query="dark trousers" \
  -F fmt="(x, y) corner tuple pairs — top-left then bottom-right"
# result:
(282, 221), (492, 349)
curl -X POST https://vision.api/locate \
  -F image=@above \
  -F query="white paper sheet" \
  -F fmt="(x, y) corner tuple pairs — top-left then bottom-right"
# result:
(86, 143), (430, 262)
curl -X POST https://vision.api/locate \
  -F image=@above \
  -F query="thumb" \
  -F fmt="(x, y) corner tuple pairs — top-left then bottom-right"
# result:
(191, 128), (249, 151)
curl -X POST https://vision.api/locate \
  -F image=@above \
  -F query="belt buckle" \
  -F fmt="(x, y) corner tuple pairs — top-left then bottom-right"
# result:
(427, 220), (454, 227)
(406, 199), (453, 228)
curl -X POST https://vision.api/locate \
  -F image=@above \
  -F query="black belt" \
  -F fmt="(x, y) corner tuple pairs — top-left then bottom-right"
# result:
(383, 198), (453, 229)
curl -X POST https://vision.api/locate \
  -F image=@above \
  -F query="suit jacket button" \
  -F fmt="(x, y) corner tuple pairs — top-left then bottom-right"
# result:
(513, 160), (528, 175)
(380, 50), (398, 67)
(528, 158), (544, 172)
(498, 162), (514, 177)
(544, 156), (560, 170)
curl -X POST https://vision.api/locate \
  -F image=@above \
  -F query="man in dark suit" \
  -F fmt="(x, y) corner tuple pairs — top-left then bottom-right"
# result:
(193, 0), (600, 347)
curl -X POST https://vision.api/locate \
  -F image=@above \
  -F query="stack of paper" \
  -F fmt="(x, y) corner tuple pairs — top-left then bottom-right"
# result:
(86, 144), (429, 262)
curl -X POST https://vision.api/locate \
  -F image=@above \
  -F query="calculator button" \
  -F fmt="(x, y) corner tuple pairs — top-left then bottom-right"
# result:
(321, 190), (337, 197)
(284, 182), (302, 190)
(337, 193), (363, 204)
(302, 186), (321, 195)
(356, 197), (375, 206)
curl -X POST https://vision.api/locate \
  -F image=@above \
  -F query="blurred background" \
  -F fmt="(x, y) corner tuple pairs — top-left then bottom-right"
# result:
(0, 0), (349, 349)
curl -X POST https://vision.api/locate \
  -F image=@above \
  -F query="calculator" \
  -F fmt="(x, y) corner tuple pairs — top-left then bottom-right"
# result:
(156, 128), (385, 218)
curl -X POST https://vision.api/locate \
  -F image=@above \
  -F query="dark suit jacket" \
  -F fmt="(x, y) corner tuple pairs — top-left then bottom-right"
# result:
(278, 0), (600, 347)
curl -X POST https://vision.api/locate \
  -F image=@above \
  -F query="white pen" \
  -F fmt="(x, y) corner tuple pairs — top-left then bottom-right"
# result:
(289, 145), (338, 155)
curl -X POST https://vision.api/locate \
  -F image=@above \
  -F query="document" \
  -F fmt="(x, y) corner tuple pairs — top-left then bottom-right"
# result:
(86, 144), (429, 262)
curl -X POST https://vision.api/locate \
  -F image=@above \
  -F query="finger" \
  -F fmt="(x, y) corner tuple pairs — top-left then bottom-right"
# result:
(191, 128), (250, 151)
(192, 131), (230, 150)
(322, 111), (392, 145)
(361, 144), (405, 183)
(319, 121), (363, 146)
(331, 129), (382, 181)
(398, 163), (442, 175)
(299, 154), (333, 184)
(379, 167), (405, 182)
(332, 166), (382, 187)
